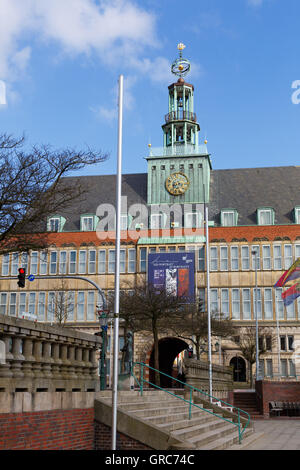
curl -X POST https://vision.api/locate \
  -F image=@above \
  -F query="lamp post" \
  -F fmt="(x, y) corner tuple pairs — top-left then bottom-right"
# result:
(252, 249), (260, 382)
(98, 308), (108, 391)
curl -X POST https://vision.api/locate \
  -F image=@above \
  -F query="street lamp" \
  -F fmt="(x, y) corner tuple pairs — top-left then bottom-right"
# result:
(251, 249), (260, 382)
(97, 307), (109, 391)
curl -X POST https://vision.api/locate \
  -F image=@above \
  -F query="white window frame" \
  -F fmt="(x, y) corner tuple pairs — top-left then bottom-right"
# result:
(77, 291), (85, 321)
(221, 288), (229, 318)
(284, 244), (293, 269)
(257, 208), (274, 226)
(108, 250), (115, 274)
(241, 246), (250, 271)
(48, 217), (60, 232)
(28, 292), (36, 316)
(295, 207), (300, 224)
(210, 246), (218, 271)
(49, 251), (57, 275)
(38, 292), (46, 321)
(232, 288), (240, 320)
(230, 246), (239, 271)
(81, 216), (94, 232)
(11, 252), (19, 276)
(221, 210), (237, 227)
(251, 245), (260, 270)
(78, 250), (87, 274)
(128, 249), (136, 273)
(87, 291), (95, 321)
(88, 249), (96, 274)
(120, 249), (126, 273)
(262, 245), (271, 270)
(242, 288), (251, 320)
(69, 250), (77, 274)
(9, 293), (17, 317)
(253, 288), (262, 320)
(2, 254), (10, 276)
(275, 288), (284, 320)
(273, 245), (282, 270)
(0, 293), (7, 315)
(210, 289), (219, 314)
(264, 288), (273, 320)
(139, 248), (147, 273)
(59, 250), (67, 275)
(19, 292), (27, 317)
(98, 250), (106, 274)
(220, 246), (228, 271)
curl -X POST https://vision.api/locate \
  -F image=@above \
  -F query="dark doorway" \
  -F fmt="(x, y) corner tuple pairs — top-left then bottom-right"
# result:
(149, 337), (189, 388)
(230, 356), (246, 382)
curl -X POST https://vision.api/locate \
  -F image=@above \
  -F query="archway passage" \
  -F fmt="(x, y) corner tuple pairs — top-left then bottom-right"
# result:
(230, 356), (246, 382)
(149, 337), (189, 388)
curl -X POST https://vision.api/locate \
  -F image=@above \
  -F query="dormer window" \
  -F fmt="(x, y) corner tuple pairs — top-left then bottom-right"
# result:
(295, 207), (300, 224)
(81, 216), (94, 231)
(257, 208), (274, 226)
(47, 216), (65, 232)
(221, 209), (238, 227)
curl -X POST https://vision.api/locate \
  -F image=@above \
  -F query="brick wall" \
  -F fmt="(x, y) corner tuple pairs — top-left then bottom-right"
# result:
(94, 421), (152, 450)
(0, 408), (94, 450)
(256, 380), (300, 418)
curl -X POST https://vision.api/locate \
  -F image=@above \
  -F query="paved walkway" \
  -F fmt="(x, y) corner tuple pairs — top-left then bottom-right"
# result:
(241, 419), (300, 450)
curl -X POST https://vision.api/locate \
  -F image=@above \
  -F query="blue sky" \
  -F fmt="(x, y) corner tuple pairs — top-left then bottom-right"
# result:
(0, 0), (300, 177)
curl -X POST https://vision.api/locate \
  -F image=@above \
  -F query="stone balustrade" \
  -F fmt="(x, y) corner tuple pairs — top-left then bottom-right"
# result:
(184, 358), (234, 399)
(0, 314), (101, 393)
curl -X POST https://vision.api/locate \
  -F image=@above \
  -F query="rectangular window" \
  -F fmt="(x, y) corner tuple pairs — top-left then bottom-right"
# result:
(258, 209), (273, 225)
(0, 293), (7, 315)
(88, 250), (96, 274)
(120, 215), (128, 230)
(120, 249), (126, 273)
(11, 252), (19, 276)
(49, 218), (60, 232)
(69, 250), (77, 274)
(168, 246), (176, 252)
(78, 250), (87, 274)
(280, 336), (286, 351)
(289, 360), (296, 377)
(159, 247), (166, 252)
(50, 251), (57, 275)
(39, 251), (48, 275)
(264, 288), (273, 320)
(151, 214), (163, 229)
(253, 288), (262, 319)
(210, 289), (218, 314)
(275, 288), (284, 320)
(28, 293), (36, 316)
(295, 244), (300, 260)
(288, 336), (294, 351)
(38, 292), (46, 321)
(280, 359), (288, 377)
(177, 246), (185, 252)
(87, 291), (95, 321)
(232, 289), (240, 320)
(221, 289), (229, 318)
(77, 292), (85, 321)
(262, 245), (271, 270)
(210, 247), (218, 271)
(251, 246), (260, 270)
(30, 252), (38, 275)
(108, 250), (115, 273)
(2, 254), (10, 276)
(230, 246), (239, 271)
(98, 250), (106, 274)
(286, 301), (295, 319)
(258, 359), (265, 378)
(242, 289), (251, 320)
(81, 217), (94, 231)
(222, 211), (236, 227)
(266, 336), (272, 351)
(140, 248), (147, 273)
(9, 293), (17, 316)
(273, 245), (282, 270)
(266, 359), (273, 377)
(19, 293), (27, 316)
(295, 208), (300, 224)
(284, 244), (293, 269)
(198, 288), (205, 312)
(128, 249), (136, 273)
(241, 246), (250, 270)
(67, 291), (75, 321)
(21, 253), (28, 271)
(220, 246), (228, 271)
(47, 292), (55, 322)
(198, 246), (205, 271)
(185, 212), (198, 228)
(59, 251), (67, 274)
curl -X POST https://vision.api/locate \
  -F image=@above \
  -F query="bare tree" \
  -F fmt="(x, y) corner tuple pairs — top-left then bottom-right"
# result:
(0, 133), (108, 254)
(115, 279), (188, 385)
(168, 301), (235, 360)
(48, 279), (75, 326)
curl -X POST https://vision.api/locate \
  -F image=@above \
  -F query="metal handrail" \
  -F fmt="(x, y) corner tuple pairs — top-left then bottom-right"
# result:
(131, 361), (251, 444)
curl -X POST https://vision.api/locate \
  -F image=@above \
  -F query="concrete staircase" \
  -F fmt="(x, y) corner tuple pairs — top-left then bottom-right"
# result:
(233, 391), (264, 420)
(99, 390), (255, 450)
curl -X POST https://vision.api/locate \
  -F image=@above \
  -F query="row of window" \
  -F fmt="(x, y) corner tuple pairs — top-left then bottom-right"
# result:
(47, 206), (300, 232)
(1, 249), (137, 276)
(207, 287), (300, 320)
(258, 358), (297, 378)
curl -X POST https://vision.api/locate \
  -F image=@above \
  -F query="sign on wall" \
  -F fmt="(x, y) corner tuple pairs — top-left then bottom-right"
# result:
(148, 252), (195, 302)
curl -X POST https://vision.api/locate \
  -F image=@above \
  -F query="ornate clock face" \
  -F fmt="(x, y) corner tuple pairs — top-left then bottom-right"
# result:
(165, 172), (189, 196)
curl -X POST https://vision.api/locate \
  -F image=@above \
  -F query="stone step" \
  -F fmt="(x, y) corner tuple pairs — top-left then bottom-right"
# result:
(189, 422), (238, 448)
(142, 408), (209, 426)
(198, 426), (253, 450)
(126, 404), (191, 418)
(155, 413), (217, 431)
(171, 418), (234, 442)
(118, 399), (189, 412)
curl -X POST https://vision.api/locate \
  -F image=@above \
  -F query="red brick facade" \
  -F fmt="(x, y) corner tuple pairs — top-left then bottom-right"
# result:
(256, 380), (300, 418)
(0, 408), (94, 450)
(94, 421), (152, 450)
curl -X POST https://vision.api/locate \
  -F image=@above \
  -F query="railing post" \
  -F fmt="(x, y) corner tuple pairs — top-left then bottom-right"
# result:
(189, 388), (192, 420)
(238, 409), (241, 444)
(140, 363), (144, 397)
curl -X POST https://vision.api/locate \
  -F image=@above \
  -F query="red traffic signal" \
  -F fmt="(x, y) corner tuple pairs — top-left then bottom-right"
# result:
(17, 268), (26, 288)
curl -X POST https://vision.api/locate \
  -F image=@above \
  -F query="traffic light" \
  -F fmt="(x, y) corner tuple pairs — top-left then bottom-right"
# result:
(17, 268), (26, 288)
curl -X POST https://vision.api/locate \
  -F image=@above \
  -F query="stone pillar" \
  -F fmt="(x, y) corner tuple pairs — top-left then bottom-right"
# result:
(82, 347), (91, 379)
(75, 346), (85, 380)
(42, 341), (53, 379)
(22, 337), (35, 379)
(11, 336), (24, 378)
(0, 335), (13, 378)
(67, 344), (77, 380)
(60, 343), (71, 380)
(51, 343), (62, 380)
(32, 339), (44, 378)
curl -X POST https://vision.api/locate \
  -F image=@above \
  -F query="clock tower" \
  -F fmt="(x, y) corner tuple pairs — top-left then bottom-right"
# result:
(146, 44), (212, 206)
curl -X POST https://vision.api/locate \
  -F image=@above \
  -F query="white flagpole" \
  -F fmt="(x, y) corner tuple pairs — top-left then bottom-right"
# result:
(112, 74), (124, 450)
(205, 203), (213, 400)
